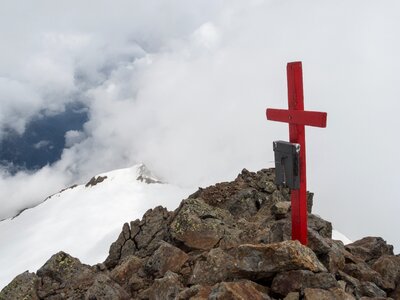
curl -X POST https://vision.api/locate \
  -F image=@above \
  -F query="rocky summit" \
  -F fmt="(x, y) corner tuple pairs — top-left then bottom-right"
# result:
(1, 168), (399, 300)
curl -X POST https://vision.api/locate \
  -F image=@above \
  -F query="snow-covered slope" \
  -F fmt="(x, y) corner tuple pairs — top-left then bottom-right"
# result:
(0, 164), (193, 289)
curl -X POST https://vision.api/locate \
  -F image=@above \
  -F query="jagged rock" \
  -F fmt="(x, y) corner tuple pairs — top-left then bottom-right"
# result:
(345, 237), (394, 263)
(36, 252), (97, 299)
(372, 255), (400, 290)
(133, 206), (173, 257)
(303, 287), (356, 299)
(104, 227), (129, 269)
(145, 241), (189, 277)
(85, 175), (107, 187)
(146, 271), (183, 300)
(236, 241), (327, 278)
(209, 280), (271, 299)
(271, 270), (338, 297)
(0, 271), (39, 300)
(85, 273), (130, 300)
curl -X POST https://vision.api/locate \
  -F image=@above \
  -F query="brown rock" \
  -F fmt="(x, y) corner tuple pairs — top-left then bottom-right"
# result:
(345, 237), (394, 263)
(145, 241), (189, 277)
(0, 271), (39, 300)
(271, 270), (338, 297)
(110, 255), (143, 286)
(236, 241), (327, 278)
(304, 287), (355, 299)
(209, 280), (270, 300)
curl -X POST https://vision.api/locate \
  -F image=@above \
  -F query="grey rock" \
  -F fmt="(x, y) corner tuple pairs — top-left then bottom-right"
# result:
(271, 270), (338, 297)
(0, 271), (39, 300)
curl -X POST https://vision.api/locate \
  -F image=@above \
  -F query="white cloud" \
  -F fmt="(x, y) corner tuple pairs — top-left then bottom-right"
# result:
(0, 0), (400, 252)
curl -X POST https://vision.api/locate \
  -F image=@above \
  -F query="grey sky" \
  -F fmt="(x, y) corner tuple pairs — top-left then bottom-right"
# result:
(0, 0), (399, 251)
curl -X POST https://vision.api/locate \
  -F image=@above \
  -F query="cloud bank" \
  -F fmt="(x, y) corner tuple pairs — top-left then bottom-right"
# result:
(1, 0), (400, 251)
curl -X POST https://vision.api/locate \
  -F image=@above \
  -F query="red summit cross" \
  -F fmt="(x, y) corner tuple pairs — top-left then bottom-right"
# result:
(266, 61), (327, 245)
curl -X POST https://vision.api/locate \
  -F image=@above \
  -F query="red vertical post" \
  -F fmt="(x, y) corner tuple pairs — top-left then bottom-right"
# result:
(287, 62), (308, 245)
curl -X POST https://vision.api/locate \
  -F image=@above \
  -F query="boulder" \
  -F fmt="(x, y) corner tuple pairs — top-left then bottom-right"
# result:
(236, 241), (327, 278)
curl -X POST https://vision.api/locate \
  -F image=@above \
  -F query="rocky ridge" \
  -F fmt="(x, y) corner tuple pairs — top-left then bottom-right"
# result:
(1, 168), (399, 299)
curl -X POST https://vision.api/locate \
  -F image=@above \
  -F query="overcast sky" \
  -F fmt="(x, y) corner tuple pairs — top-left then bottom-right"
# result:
(0, 0), (399, 251)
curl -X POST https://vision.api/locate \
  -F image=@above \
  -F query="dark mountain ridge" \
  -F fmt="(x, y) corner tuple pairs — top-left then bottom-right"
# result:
(1, 168), (399, 299)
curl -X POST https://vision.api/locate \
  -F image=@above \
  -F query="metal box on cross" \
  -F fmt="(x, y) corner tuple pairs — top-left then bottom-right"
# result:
(273, 141), (300, 189)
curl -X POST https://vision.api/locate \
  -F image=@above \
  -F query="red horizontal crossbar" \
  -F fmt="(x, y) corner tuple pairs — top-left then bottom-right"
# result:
(266, 108), (327, 128)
